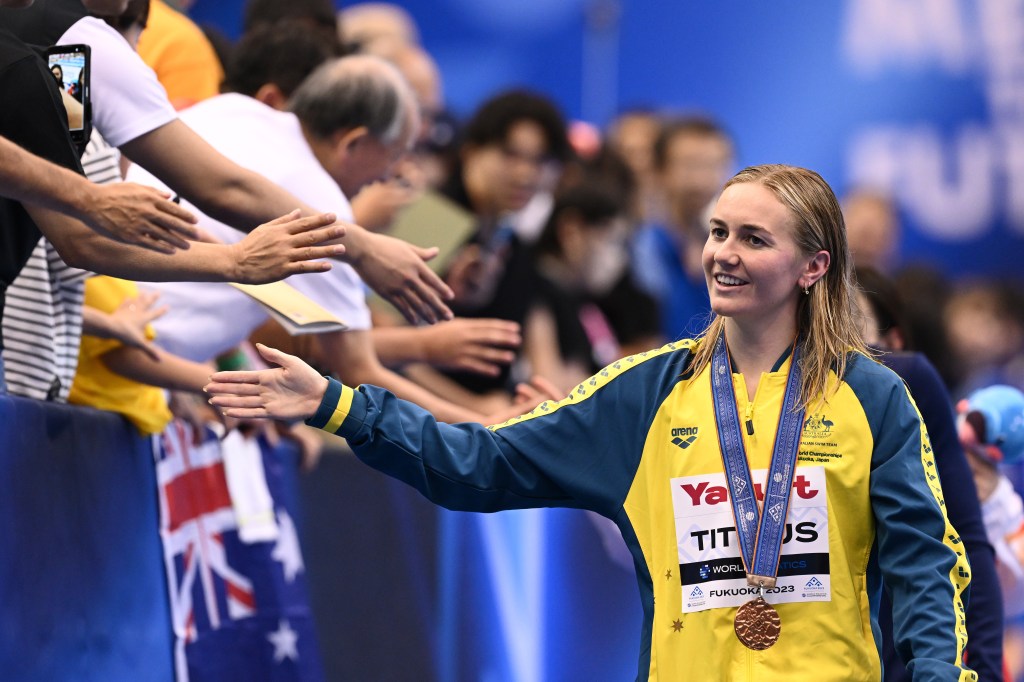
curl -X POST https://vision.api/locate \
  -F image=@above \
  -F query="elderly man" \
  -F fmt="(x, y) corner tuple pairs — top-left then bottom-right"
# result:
(130, 50), (530, 424)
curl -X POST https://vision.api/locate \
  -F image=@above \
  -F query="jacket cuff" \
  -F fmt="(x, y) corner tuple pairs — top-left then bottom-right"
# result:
(305, 377), (360, 436)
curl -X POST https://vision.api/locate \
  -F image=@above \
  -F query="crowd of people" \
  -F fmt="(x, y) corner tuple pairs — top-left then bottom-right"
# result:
(2, 0), (1024, 680)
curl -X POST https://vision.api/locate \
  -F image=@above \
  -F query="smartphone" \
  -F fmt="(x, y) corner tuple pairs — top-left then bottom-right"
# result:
(45, 44), (91, 151)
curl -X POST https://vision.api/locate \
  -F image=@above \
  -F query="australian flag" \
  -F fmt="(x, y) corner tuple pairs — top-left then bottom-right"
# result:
(156, 420), (325, 682)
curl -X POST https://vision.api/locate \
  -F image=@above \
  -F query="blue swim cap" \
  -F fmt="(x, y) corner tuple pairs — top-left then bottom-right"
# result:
(962, 385), (1024, 465)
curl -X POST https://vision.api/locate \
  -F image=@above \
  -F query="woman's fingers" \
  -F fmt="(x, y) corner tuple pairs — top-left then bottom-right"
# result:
(218, 407), (268, 419)
(208, 395), (266, 409)
(205, 371), (262, 390)
(206, 382), (263, 397)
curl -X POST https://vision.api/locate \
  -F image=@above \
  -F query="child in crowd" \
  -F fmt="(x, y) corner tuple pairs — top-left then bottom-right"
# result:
(958, 384), (1024, 617)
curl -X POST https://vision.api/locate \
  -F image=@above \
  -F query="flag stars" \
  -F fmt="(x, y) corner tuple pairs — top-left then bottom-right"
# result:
(272, 510), (305, 583)
(671, 619), (683, 632)
(665, 569), (672, 580)
(268, 619), (299, 663)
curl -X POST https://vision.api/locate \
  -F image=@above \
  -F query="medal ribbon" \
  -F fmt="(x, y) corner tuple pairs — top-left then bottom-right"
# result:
(710, 334), (806, 584)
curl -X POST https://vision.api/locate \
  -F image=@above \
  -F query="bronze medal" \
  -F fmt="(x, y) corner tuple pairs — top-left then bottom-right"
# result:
(733, 596), (781, 650)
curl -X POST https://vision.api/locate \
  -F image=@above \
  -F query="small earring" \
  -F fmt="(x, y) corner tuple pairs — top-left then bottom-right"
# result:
(803, 286), (810, 295)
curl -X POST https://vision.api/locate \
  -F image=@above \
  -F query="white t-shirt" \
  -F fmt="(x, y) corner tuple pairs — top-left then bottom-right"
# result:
(126, 94), (371, 363)
(59, 17), (177, 147)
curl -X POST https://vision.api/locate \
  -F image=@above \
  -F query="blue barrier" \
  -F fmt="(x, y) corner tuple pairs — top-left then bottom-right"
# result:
(0, 395), (173, 682)
(0, 393), (645, 681)
(298, 453), (644, 681)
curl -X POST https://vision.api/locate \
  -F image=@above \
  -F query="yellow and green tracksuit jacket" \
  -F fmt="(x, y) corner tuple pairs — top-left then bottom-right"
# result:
(307, 339), (976, 682)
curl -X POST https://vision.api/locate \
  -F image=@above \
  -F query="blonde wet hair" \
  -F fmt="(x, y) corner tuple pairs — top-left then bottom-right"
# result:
(689, 164), (870, 409)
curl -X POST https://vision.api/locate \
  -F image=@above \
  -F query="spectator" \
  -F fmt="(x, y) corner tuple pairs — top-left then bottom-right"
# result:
(128, 51), (413, 364)
(632, 115), (734, 341)
(2, 0), (189, 402)
(430, 90), (571, 403)
(842, 187), (900, 272)
(523, 181), (629, 393)
(945, 280), (1024, 396)
(606, 108), (666, 224)
(958, 385), (1024, 618)
(893, 264), (963, 390)
(350, 41), (444, 231)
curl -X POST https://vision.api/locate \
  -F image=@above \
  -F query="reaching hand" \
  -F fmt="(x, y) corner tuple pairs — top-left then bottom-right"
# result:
(420, 318), (521, 376)
(485, 375), (564, 426)
(351, 161), (426, 232)
(230, 210), (346, 284)
(443, 239), (513, 312)
(347, 227), (454, 324)
(81, 182), (200, 254)
(84, 290), (168, 361)
(107, 290), (169, 360)
(168, 391), (220, 446)
(513, 375), (562, 406)
(205, 343), (329, 422)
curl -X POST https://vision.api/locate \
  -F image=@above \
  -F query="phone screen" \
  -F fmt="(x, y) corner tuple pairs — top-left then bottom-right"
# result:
(46, 47), (87, 136)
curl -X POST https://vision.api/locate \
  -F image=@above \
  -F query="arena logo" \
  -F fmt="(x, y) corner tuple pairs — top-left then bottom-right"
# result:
(671, 426), (699, 450)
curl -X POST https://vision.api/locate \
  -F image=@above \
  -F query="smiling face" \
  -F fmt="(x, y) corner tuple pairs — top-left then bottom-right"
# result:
(703, 182), (828, 337)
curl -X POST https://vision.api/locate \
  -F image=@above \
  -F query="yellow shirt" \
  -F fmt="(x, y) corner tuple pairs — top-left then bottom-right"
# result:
(68, 277), (172, 435)
(136, 0), (224, 110)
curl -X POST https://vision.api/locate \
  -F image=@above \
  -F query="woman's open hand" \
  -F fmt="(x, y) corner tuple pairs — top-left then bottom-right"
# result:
(205, 343), (328, 422)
